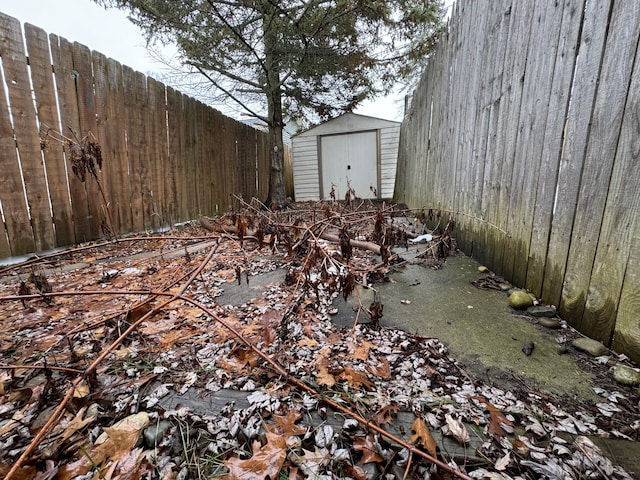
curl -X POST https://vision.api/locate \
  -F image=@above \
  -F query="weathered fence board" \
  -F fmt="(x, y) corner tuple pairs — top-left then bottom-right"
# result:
(558, 1), (640, 331)
(25, 24), (75, 248)
(1, 15), (55, 253)
(0, 13), (271, 258)
(580, 54), (640, 344)
(0, 53), (34, 256)
(166, 87), (185, 223)
(73, 41), (103, 240)
(50, 35), (92, 243)
(396, 0), (640, 363)
(525, 0), (584, 297)
(494, 1), (532, 276)
(614, 225), (640, 355)
(105, 55), (133, 235)
(146, 77), (164, 230)
(551, 0), (613, 319)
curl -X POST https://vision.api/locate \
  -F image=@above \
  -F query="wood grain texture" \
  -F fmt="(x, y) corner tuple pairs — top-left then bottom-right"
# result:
(613, 221), (640, 365)
(72, 41), (102, 239)
(556, 0), (639, 333)
(395, 0), (640, 359)
(554, 3), (615, 326)
(1, 15), (55, 252)
(0, 16), (270, 260)
(50, 34), (92, 243)
(0, 16), (35, 255)
(579, 47), (640, 344)
(165, 87), (181, 224)
(25, 23), (75, 247)
(525, 0), (585, 297)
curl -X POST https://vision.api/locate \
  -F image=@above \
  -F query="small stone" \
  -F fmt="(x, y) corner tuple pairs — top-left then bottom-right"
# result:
(612, 365), (640, 386)
(527, 305), (557, 318)
(478, 265), (490, 273)
(509, 291), (533, 309)
(522, 341), (535, 356)
(328, 307), (338, 315)
(144, 420), (173, 447)
(572, 338), (609, 357)
(499, 283), (512, 291)
(538, 317), (561, 329)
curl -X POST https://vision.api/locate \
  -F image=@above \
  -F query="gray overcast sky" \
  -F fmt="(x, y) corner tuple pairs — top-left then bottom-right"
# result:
(0, 0), (437, 122)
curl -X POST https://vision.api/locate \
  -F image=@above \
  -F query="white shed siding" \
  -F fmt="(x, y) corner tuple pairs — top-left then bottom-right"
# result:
(379, 125), (401, 198)
(292, 136), (320, 201)
(292, 113), (401, 201)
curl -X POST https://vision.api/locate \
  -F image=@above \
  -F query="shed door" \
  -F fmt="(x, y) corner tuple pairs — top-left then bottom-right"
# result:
(320, 131), (378, 200)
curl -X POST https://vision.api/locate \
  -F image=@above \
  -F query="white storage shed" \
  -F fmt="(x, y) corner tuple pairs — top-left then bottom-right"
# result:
(291, 113), (401, 201)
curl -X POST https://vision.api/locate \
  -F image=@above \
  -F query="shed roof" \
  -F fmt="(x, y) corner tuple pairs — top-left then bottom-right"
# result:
(293, 112), (400, 138)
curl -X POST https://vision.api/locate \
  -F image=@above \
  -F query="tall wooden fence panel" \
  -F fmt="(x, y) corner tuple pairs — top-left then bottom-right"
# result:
(0, 13), (270, 257)
(396, 0), (640, 364)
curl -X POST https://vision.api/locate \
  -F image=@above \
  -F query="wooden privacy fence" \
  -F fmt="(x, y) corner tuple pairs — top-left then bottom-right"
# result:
(0, 13), (271, 259)
(396, 0), (640, 363)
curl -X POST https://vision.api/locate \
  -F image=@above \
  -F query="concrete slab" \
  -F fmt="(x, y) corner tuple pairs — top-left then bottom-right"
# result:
(332, 252), (597, 401)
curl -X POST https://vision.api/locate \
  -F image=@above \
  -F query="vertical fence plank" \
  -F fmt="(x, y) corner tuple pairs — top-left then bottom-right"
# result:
(25, 23), (75, 247)
(613, 221), (640, 365)
(454, 0), (486, 253)
(204, 106), (216, 213)
(0, 18), (35, 255)
(236, 122), (249, 198)
(209, 109), (223, 212)
(477, 1), (510, 266)
(122, 67), (144, 231)
(93, 53), (120, 234)
(494, 1), (533, 277)
(555, 0), (640, 328)
(146, 77), (164, 230)
(195, 100), (206, 215)
(50, 34), (92, 243)
(505, 1), (565, 288)
(579, 51), (640, 344)
(166, 87), (182, 224)
(0, 15), (55, 252)
(223, 116), (236, 210)
(72, 41), (103, 240)
(525, 0), (585, 297)
(549, 0), (614, 321)
(106, 56), (133, 234)
(204, 107), (216, 213)
(183, 96), (197, 218)
(257, 125), (270, 202)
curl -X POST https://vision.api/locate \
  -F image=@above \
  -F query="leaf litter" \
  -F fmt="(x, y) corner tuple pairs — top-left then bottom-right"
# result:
(0, 199), (638, 480)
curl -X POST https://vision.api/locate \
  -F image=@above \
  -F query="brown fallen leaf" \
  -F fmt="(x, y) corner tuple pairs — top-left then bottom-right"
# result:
(291, 447), (330, 478)
(373, 403), (398, 425)
(0, 463), (36, 480)
(316, 365), (336, 387)
(271, 408), (307, 437)
(366, 356), (391, 380)
(354, 434), (384, 464)
(444, 414), (470, 444)
(338, 366), (372, 389)
(409, 417), (438, 457)
(298, 336), (318, 348)
(472, 395), (513, 438)
(57, 412), (149, 480)
(348, 339), (373, 360)
(225, 432), (286, 480)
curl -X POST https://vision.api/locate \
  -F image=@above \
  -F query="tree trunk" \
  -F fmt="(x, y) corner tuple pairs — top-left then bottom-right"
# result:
(264, 4), (287, 208)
